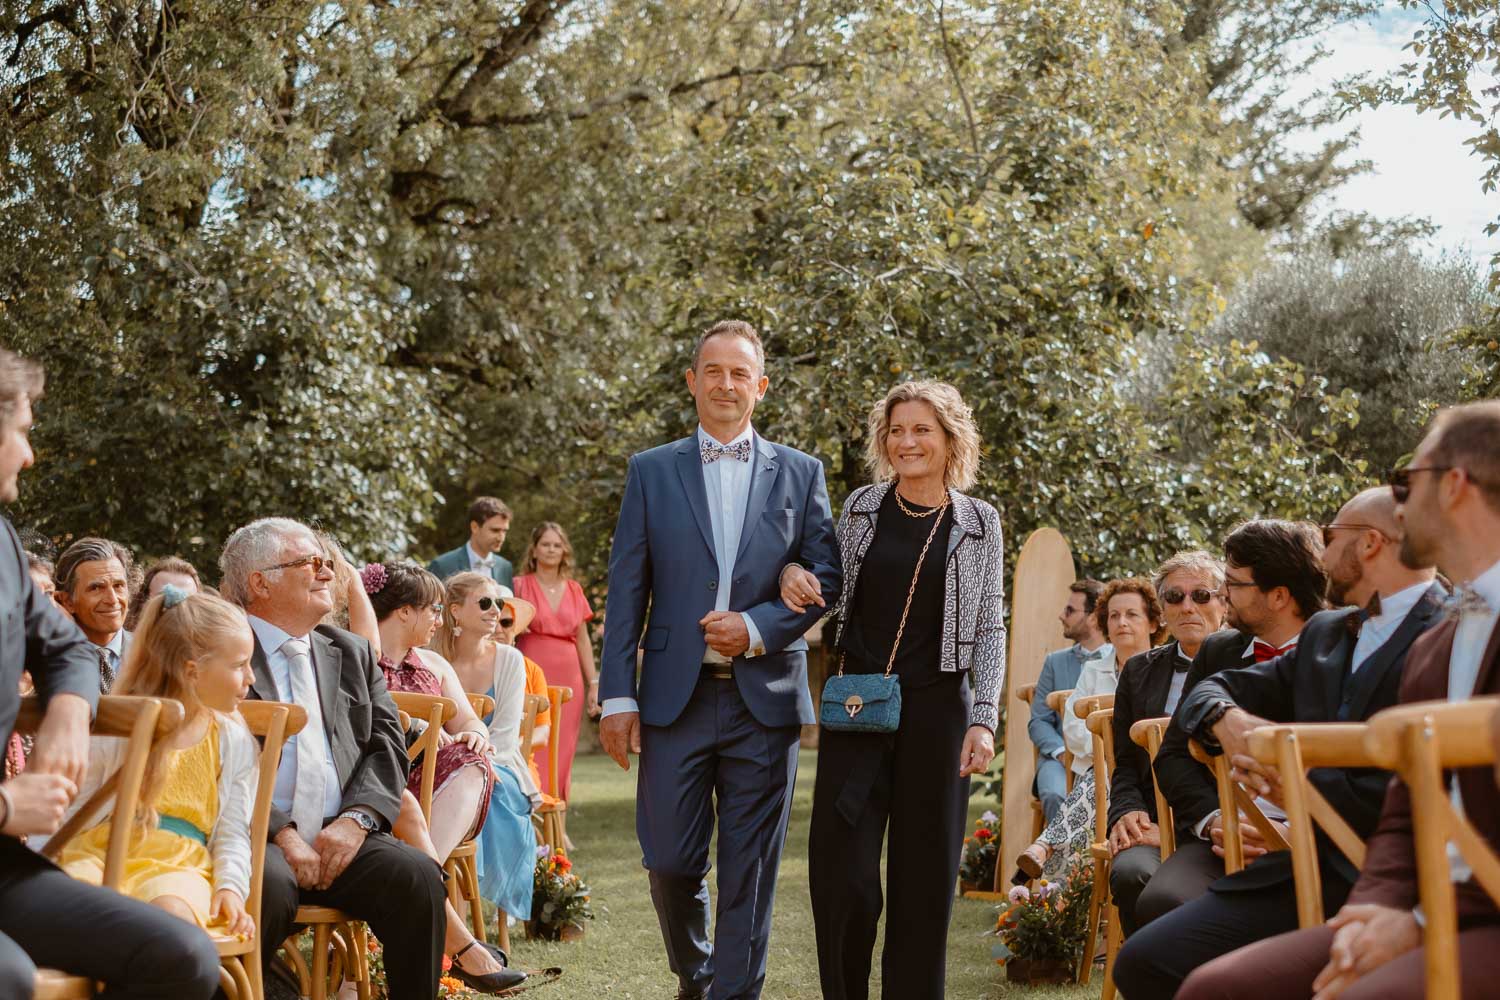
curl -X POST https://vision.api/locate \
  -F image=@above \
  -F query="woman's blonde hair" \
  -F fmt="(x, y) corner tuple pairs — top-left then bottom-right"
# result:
(865, 380), (982, 491)
(431, 571), (498, 662)
(112, 590), (250, 830)
(521, 521), (575, 579)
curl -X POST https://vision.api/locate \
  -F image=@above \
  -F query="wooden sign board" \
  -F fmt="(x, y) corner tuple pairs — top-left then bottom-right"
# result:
(994, 528), (1075, 892)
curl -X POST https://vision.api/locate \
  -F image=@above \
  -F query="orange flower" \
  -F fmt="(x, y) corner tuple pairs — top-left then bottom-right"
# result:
(975, 828), (993, 841)
(439, 974), (469, 993)
(441, 956), (452, 972)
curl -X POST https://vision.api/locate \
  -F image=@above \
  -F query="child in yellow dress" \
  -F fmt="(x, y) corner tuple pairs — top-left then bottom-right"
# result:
(58, 585), (259, 938)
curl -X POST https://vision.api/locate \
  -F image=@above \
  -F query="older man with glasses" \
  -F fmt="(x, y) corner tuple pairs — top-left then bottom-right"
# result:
(1114, 489), (1446, 999)
(219, 518), (446, 999)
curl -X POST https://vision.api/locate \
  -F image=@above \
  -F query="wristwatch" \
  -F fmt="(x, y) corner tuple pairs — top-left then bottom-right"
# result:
(1199, 699), (1235, 751)
(338, 809), (379, 834)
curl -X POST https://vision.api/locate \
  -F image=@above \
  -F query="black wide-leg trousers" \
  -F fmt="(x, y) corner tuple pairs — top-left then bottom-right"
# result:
(808, 671), (971, 1000)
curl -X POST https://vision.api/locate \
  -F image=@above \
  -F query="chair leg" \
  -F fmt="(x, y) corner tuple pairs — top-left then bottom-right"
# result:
(226, 957), (255, 1000)
(219, 964), (238, 998)
(283, 935), (313, 997)
(312, 925), (331, 1000)
(1101, 901), (1123, 1000)
(463, 857), (487, 945)
(1078, 858), (1108, 984)
(496, 907), (511, 953)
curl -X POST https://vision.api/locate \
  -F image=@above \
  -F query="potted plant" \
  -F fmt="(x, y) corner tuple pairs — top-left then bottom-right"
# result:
(990, 857), (1092, 984)
(528, 847), (595, 941)
(959, 810), (1000, 893)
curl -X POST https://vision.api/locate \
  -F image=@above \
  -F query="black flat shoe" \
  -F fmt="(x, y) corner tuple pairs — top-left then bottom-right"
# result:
(451, 940), (528, 994)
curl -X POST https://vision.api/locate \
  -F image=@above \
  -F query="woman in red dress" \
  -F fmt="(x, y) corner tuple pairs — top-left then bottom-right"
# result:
(512, 522), (597, 802)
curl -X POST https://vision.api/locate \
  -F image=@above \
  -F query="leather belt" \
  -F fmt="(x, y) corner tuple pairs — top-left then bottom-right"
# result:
(702, 661), (734, 680)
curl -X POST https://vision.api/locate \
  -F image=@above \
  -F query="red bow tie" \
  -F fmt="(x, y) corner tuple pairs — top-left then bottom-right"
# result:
(1252, 640), (1295, 663)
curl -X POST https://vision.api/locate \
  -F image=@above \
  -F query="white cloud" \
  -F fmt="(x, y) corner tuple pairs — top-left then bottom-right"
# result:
(1282, 7), (1500, 264)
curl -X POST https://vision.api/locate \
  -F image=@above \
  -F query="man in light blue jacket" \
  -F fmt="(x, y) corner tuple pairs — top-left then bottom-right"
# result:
(1029, 579), (1107, 821)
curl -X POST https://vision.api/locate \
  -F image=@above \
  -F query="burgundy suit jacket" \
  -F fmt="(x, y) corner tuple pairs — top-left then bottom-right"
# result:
(1345, 616), (1500, 920)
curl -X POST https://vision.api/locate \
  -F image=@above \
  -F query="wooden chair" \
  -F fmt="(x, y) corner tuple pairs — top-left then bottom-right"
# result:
(1020, 684), (1075, 839)
(1077, 702), (1119, 998)
(1188, 738), (1289, 874)
(1359, 697), (1500, 1000)
(1127, 715), (1176, 860)
(16, 695), (185, 1000)
(440, 692), (494, 949)
(1245, 722), (1371, 927)
(537, 685), (573, 855)
(224, 702), (307, 1000)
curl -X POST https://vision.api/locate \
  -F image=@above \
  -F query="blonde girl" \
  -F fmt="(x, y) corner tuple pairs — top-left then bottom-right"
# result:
(59, 585), (259, 937)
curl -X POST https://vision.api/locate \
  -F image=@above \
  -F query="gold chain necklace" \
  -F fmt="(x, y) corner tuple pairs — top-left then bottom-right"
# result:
(893, 485), (946, 518)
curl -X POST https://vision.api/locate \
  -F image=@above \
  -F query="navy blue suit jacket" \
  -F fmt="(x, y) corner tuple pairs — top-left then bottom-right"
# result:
(599, 433), (841, 729)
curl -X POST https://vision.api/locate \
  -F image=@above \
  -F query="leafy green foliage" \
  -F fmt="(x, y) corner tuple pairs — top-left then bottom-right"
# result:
(992, 856), (1093, 965)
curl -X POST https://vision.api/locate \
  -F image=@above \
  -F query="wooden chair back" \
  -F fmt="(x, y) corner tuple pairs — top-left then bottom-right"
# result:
(1084, 708), (1116, 843)
(1360, 697), (1500, 1000)
(1189, 738), (1290, 874)
(1128, 716), (1176, 859)
(1245, 722), (1371, 926)
(233, 702), (308, 1000)
(1016, 683), (1037, 706)
(389, 691), (457, 819)
(545, 686), (574, 800)
(1040, 687), (1077, 785)
(466, 693), (495, 723)
(15, 695), (183, 1000)
(1045, 688), (1074, 715)
(519, 694), (545, 759)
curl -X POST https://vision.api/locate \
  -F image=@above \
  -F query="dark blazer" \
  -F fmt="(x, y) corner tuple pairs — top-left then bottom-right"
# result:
(1154, 629), (1259, 835)
(246, 622), (408, 835)
(0, 516), (101, 884)
(1107, 641), (1189, 833)
(1346, 611), (1500, 920)
(428, 545), (514, 591)
(599, 433), (841, 729)
(1173, 584), (1446, 890)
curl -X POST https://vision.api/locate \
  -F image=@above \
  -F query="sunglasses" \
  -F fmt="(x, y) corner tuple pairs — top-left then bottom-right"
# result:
(1161, 587), (1216, 607)
(499, 618), (515, 629)
(1320, 522), (1393, 548)
(476, 596), (509, 612)
(1387, 466), (1452, 503)
(261, 554), (334, 574)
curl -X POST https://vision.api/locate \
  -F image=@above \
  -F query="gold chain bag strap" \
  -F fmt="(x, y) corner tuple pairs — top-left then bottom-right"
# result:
(819, 492), (950, 733)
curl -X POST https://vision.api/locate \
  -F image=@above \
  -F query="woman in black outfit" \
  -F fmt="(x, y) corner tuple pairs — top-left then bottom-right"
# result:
(779, 380), (1006, 1000)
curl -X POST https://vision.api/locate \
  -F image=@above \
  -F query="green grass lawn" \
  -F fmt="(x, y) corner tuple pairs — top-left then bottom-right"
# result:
(504, 750), (1102, 1000)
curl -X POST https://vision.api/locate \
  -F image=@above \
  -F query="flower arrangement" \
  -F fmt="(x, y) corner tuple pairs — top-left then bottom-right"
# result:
(958, 810), (1000, 890)
(364, 935), (478, 998)
(530, 846), (594, 940)
(991, 857), (1093, 983)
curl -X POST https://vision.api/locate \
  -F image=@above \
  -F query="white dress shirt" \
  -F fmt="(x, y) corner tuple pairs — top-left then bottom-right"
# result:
(1446, 558), (1500, 882)
(467, 542), (513, 597)
(248, 615), (344, 823)
(1350, 580), (1432, 675)
(1163, 646), (1194, 717)
(600, 425), (767, 720)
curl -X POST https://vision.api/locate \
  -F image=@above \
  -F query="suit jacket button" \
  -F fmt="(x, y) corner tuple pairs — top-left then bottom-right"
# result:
(708, 581), (718, 590)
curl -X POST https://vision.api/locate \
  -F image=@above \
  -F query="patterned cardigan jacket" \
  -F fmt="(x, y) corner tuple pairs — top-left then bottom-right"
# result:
(825, 481), (1008, 731)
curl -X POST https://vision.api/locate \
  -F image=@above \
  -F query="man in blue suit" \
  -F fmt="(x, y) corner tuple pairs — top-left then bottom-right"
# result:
(599, 320), (841, 1000)
(427, 495), (515, 592)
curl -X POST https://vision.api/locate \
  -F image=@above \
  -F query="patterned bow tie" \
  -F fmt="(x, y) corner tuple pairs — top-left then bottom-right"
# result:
(474, 554), (493, 568)
(1445, 586), (1493, 621)
(1346, 593), (1383, 638)
(1078, 646), (1107, 662)
(700, 438), (752, 464)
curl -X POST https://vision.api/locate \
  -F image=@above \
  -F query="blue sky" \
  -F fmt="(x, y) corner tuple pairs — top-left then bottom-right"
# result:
(1290, 6), (1500, 263)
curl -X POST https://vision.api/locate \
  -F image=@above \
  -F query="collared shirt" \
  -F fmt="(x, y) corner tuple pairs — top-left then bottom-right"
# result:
(599, 426), (767, 720)
(1164, 645), (1194, 716)
(1350, 580), (1432, 674)
(248, 615), (343, 823)
(94, 629), (125, 678)
(1447, 558), (1500, 882)
(467, 542), (493, 571)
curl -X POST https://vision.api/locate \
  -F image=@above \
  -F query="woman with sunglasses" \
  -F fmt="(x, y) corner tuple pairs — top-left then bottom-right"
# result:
(1015, 576), (1165, 882)
(435, 571), (542, 933)
(1104, 551), (1226, 935)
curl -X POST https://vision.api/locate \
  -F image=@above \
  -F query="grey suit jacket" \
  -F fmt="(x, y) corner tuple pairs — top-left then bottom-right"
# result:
(246, 623), (408, 835)
(0, 516), (100, 883)
(428, 545), (514, 591)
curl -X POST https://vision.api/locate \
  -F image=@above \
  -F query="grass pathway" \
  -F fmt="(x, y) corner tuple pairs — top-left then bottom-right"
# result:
(506, 750), (1099, 1000)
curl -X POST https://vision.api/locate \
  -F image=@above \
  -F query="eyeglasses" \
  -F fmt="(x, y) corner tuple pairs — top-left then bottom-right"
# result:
(1320, 522), (1394, 547)
(1222, 578), (1259, 590)
(1387, 466), (1453, 503)
(1160, 587), (1216, 606)
(260, 555), (334, 575)
(428, 603), (445, 614)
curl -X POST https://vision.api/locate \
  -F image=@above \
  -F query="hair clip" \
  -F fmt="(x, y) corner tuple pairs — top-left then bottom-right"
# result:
(161, 583), (189, 610)
(360, 563), (388, 595)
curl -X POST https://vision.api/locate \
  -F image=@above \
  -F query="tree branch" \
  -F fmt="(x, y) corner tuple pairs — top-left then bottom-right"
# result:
(457, 59), (828, 127)
(5, 2), (82, 67)
(441, 0), (575, 121)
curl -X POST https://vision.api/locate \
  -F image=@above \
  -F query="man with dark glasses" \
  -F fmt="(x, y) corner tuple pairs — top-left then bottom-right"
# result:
(1136, 519), (1326, 930)
(1116, 489), (1444, 998)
